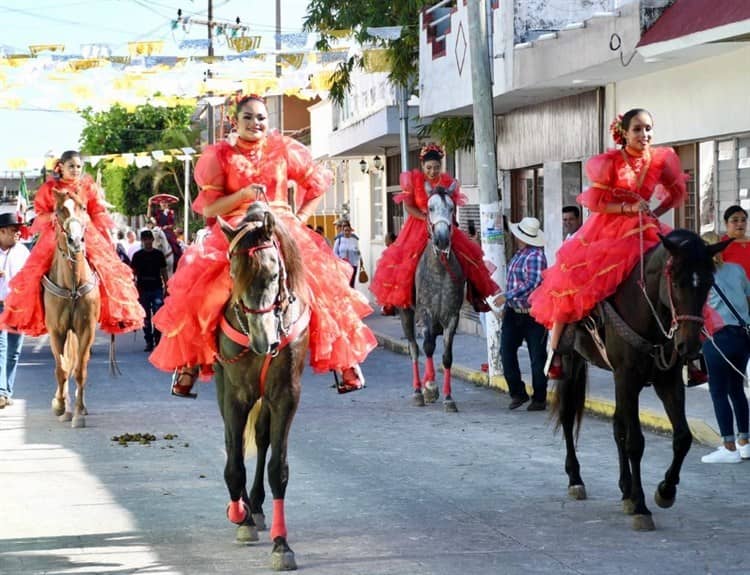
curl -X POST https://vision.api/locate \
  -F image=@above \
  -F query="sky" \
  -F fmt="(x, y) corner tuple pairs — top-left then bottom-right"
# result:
(0, 0), (311, 171)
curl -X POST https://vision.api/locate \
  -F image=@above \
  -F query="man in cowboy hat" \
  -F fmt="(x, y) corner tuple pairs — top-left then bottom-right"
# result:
(0, 212), (30, 409)
(493, 216), (549, 411)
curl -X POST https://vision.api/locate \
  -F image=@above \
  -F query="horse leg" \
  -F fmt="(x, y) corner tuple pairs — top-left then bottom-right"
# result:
(249, 400), (271, 531)
(400, 307), (424, 406)
(614, 372), (653, 531)
(613, 404), (633, 514)
(652, 368), (692, 510)
(267, 397), (298, 571)
(558, 353), (587, 500)
(223, 396), (253, 530)
(441, 318), (459, 413)
(422, 323), (439, 404)
(72, 330), (93, 429)
(48, 331), (69, 420)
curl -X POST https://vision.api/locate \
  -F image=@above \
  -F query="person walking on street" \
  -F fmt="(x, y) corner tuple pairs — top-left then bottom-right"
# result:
(131, 229), (169, 352)
(0, 214), (30, 409)
(699, 231), (750, 463)
(494, 217), (549, 411)
(333, 221), (360, 288)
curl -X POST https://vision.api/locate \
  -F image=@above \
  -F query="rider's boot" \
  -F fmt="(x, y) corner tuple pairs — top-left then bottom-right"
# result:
(171, 365), (199, 398)
(337, 364), (365, 394)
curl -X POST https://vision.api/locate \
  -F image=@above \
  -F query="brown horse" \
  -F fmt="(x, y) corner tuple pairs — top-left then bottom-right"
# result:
(215, 202), (309, 571)
(43, 189), (100, 428)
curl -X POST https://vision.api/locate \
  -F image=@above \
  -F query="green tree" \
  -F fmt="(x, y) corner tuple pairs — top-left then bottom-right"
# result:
(304, 0), (431, 106)
(78, 103), (199, 217)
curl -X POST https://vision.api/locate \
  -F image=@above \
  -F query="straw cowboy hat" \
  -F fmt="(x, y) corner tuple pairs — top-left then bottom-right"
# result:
(509, 217), (545, 247)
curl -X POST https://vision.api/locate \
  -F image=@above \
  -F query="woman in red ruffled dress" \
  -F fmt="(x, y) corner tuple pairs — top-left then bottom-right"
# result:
(153, 95), (376, 397)
(0, 150), (144, 336)
(370, 143), (500, 312)
(529, 108), (688, 377)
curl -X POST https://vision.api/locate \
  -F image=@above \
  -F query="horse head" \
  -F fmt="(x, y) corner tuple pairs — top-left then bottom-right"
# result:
(657, 230), (731, 359)
(424, 181), (457, 252)
(53, 188), (88, 256)
(220, 202), (303, 356)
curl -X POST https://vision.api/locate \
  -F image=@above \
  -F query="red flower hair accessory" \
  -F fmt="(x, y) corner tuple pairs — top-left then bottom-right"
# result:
(419, 143), (445, 161)
(609, 114), (625, 146)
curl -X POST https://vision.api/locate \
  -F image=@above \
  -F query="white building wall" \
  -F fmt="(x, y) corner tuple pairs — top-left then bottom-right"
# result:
(610, 45), (750, 144)
(309, 100), (332, 161)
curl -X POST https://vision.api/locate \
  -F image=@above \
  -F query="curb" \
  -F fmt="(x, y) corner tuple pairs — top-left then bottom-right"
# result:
(373, 331), (720, 446)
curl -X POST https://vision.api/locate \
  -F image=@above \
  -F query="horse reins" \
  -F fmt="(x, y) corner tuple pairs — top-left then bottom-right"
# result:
(425, 194), (462, 284)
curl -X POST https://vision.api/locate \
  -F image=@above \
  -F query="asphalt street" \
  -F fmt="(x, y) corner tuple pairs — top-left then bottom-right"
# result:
(0, 324), (747, 575)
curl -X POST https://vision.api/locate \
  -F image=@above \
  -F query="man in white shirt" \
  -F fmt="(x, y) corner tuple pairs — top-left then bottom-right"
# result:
(125, 229), (141, 261)
(0, 213), (31, 409)
(562, 205), (582, 241)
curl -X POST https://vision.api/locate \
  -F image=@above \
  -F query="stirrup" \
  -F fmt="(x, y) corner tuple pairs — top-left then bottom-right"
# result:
(171, 367), (198, 399)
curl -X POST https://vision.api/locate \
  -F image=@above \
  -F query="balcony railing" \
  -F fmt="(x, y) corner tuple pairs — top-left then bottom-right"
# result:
(424, 0), (456, 59)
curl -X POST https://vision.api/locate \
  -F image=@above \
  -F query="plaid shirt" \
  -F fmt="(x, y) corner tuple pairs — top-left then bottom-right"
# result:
(504, 246), (547, 312)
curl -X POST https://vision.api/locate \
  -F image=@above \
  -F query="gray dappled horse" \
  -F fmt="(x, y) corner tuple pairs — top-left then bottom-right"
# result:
(400, 181), (465, 412)
(554, 229), (730, 530)
(214, 202), (309, 571)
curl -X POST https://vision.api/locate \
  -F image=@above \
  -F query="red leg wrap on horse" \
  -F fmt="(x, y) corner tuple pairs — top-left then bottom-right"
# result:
(227, 500), (247, 524)
(271, 499), (287, 540)
(424, 358), (436, 382)
(443, 369), (452, 397)
(412, 362), (421, 390)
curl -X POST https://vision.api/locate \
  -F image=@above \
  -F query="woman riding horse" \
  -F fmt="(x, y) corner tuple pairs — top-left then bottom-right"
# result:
(150, 94), (376, 396)
(530, 108), (688, 375)
(0, 150), (143, 337)
(370, 143), (500, 313)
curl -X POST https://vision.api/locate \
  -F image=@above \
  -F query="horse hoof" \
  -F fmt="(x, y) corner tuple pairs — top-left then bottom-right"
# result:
(654, 490), (675, 509)
(82, 407), (89, 416)
(423, 382), (439, 404)
(412, 391), (425, 407)
(631, 514), (655, 531)
(58, 411), (73, 423)
(71, 415), (86, 429)
(236, 523), (259, 543)
(567, 485), (587, 500)
(252, 512), (266, 531)
(443, 399), (458, 413)
(271, 550), (297, 571)
(623, 499), (636, 515)
(51, 399), (65, 416)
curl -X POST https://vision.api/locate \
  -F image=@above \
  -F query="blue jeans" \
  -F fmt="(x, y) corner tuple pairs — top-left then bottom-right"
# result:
(500, 307), (549, 402)
(0, 303), (24, 398)
(702, 325), (750, 442)
(139, 288), (164, 347)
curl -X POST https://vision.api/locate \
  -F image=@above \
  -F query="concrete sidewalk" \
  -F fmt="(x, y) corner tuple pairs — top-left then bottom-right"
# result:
(365, 312), (724, 446)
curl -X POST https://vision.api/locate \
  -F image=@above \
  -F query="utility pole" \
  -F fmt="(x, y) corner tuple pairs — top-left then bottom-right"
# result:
(468, 0), (505, 377)
(275, 0), (284, 134)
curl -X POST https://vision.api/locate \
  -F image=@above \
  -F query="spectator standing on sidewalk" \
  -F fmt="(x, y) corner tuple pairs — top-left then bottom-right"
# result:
(494, 217), (549, 411)
(721, 205), (750, 278)
(562, 205), (582, 240)
(0, 214), (30, 409)
(333, 221), (360, 288)
(131, 229), (168, 352)
(699, 231), (750, 464)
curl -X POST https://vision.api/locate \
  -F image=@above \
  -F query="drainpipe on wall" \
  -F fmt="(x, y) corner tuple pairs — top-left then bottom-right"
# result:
(468, 0), (506, 377)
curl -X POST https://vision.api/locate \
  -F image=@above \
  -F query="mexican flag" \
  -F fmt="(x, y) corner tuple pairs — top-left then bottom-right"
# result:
(16, 173), (29, 220)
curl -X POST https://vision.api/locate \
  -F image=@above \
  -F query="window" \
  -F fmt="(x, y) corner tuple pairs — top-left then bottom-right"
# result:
(511, 166), (544, 223)
(370, 170), (384, 239)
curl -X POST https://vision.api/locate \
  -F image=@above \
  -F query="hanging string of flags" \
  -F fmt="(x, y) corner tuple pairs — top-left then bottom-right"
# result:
(2, 147), (198, 173)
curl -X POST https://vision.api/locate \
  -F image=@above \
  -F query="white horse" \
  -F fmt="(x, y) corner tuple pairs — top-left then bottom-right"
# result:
(145, 227), (175, 277)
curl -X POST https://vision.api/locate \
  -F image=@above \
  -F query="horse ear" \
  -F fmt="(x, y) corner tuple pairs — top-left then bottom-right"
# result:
(448, 181), (457, 194)
(262, 210), (274, 239)
(659, 233), (679, 254)
(217, 216), (236, 239)
(424, 181), (432, 195)
(707, 238), (734, 257)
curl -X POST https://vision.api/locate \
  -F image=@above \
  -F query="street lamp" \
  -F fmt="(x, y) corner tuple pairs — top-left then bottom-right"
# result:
(373, 155), (383, 171)
(359, 159), (368, 174)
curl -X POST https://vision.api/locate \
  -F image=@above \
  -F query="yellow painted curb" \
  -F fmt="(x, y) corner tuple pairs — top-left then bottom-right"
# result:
(373, 331), (721, 446)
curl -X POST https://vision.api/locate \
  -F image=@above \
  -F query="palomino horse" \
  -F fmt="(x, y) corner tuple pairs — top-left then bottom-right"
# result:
(554, 229), (730, 530)
(43, 190), (101, 428)
(400, 181), (465, 412)
(214, 202), (309, 571)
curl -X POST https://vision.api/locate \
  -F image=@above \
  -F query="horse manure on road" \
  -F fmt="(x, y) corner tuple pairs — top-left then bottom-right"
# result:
(111, 433), (182, 446)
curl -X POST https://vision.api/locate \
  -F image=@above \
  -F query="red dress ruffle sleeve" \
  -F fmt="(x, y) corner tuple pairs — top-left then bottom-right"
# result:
(529, 147), (686, 328)
(370, 170), (498, 309)
(0, 176), (144, 336)
(150, 133), (376, 378)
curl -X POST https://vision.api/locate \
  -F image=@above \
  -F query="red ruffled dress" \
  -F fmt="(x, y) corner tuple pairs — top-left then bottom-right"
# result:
(529, 146), (687, 328)
(149, 132), (377, 378)
(370, 170), (500, 310)
(0, 175), (144, 336)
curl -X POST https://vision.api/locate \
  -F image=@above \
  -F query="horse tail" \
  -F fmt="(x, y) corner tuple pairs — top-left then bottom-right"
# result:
(60, 330), (79, 374)
(242, 399), (263, 458)
(551, 354), (588, 442)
